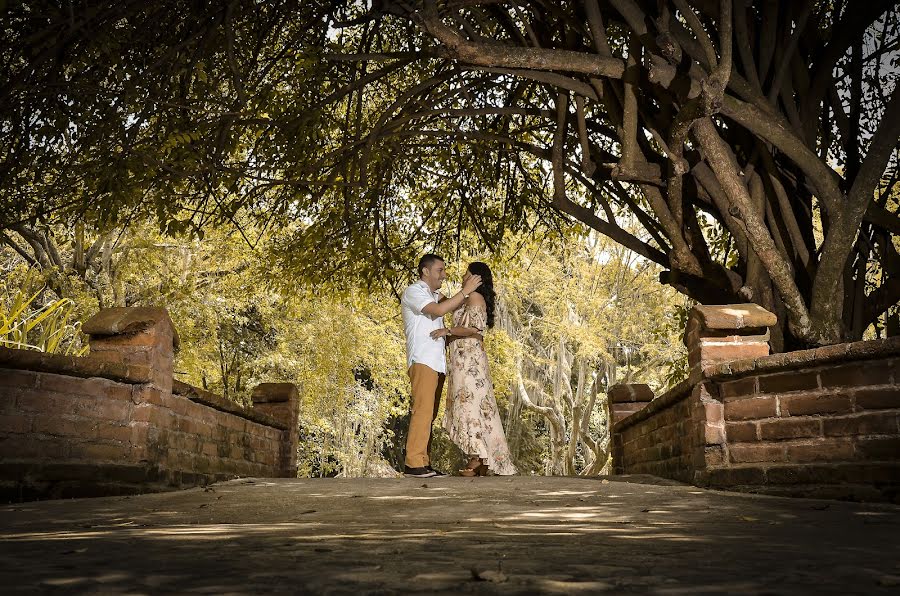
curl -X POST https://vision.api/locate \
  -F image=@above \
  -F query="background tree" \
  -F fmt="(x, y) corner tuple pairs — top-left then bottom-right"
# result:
(0, 217), (413, 475)
(3, 1), (897, 352)
(320, 0), (900, 348)
(495, 229), (686, 475)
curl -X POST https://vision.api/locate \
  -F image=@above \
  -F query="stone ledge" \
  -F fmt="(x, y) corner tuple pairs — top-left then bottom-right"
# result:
(172, 380), (288, 431)
(0, 347), (151, 384)
(612, 377), (696, 433)
(83, 307), (180, 349)
(705, 336), (900, 381)
(691, 304), (778, 330)
(608, 383), (654, 403)
(252, 383), (298, 404)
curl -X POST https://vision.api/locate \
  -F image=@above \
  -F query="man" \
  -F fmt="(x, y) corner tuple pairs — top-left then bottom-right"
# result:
(400, 254), (482, 478)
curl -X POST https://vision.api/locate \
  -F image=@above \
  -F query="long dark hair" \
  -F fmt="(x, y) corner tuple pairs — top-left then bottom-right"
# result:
(467, 261), (495, 328)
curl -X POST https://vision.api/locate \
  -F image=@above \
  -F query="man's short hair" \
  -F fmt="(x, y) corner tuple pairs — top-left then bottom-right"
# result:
(418, 254), (444, 276)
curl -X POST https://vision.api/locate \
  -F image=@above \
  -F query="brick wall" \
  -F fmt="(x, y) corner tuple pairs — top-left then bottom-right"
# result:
(708, 351), (900, 501)
(611, 380), (699, 482)
(0, 308), (299, 502)
(612, 304), (900, 503)
(608, 383), (654, 426)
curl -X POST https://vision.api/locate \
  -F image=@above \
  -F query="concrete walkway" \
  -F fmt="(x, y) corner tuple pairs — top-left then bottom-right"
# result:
(1, 475), (899, 594)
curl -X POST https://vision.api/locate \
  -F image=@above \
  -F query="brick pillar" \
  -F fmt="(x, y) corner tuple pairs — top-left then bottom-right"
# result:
(251, 383), (300, 478)
(684, 304), (777, 371)
(609, 384), (654, 474)
(608, 383), (654, 426)
(82, 307), (178, 393)
(683, 304), (776, 483)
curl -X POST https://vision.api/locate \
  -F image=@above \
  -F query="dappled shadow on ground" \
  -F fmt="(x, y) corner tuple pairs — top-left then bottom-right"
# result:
(1, 476), (899, 594)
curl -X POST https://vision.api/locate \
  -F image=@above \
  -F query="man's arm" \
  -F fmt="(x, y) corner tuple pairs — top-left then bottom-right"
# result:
(421, 275), (482, 317)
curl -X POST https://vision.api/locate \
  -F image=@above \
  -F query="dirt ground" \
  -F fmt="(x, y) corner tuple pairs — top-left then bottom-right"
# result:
(1, 475), (899, 594)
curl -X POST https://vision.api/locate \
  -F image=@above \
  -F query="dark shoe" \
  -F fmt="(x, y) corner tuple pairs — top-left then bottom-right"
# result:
(426, 466), (447, 477)
(404, 466), (437, 478)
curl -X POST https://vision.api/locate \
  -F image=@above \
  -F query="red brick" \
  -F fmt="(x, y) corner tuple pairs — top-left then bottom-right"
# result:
(729, 443), (786, 463)
(704, 423), (725, 445)
(779, 393), (853, 416)
(131, 403), (154, 423)
(691, 303), (778, 329)
(759, 418), (822, 440)
(15, 390), (63, 413)
(764, 464), (840, 485)
(89, 398), (132, 422)
(692, 342), (770, 366)
(853, 387), (900, 411)
(0, 436), (68, 459)
(69, 442), (130, 461)
(718, 377), (758, 398)
(846, 462), (900, 483)
(125, 364), (153, 383)
(824, 412), (899, 437)
(819, 361), (894, 389)
(89, 329), (166, 348)
(130, 423), (150, 445)
(0, 369), (38, 389)
(224, 414), (247, 432)
(766, 462), (900, 485)
(194, 455), (214, 473)
(199, 408), (218, 425)
(726, 422), (759, 442)
(758, 371), (820, 395)
(0, 389), (17, 414)
(94, 423), (133, 443)
(786, 439), (855, 463)
(38, 374), (106, 396)
(101, 382), (135, 402)
(152, 408), (176, 428)
(0, 413), (32, 434)
(33, 414), (95, 437)
(701, 465), (767, 486)
(703, 401), (724, 422)
(725, 397), (777, 421)
(855, 437), (900, 460)
(132, 387), (166, 406)
(179, 433), (201, 451)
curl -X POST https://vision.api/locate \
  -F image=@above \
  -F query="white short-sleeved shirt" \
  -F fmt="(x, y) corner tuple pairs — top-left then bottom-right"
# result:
(401, 281), (446, 374)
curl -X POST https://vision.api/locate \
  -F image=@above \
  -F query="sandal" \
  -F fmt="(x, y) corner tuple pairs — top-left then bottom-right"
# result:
(459, 457), (485, 477)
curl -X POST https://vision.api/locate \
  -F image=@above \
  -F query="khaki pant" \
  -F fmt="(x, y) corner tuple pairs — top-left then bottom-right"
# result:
(405, 363), (445, 468)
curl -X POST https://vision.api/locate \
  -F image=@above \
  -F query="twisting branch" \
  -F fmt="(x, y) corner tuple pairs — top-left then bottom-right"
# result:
(411, 9), (625, 77)
(552, 92), (568, 203)
(694, 117), (812, 338)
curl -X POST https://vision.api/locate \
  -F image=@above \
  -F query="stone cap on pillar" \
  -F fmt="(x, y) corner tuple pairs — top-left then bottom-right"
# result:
(252, 383), (299, 404)
(690, 304), (778, 331)
(83, 307), (180, 350)
(608, 383), (654, 403)
(684, 304), (776, 371)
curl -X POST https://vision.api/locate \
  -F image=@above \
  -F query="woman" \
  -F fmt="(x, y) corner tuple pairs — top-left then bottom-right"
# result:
(431, 262), (516, 476)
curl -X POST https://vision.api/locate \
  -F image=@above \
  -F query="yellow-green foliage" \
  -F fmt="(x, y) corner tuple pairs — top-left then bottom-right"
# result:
(0, 268), (88, 355)
(0, 218), (688, 477)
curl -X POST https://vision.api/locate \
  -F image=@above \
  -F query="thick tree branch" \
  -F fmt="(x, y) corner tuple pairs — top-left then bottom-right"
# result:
(694, 117), (812, 338)
(412, 10), (625, 77)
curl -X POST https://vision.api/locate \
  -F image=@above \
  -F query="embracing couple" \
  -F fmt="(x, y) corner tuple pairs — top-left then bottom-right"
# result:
(400, 254), (516, 478)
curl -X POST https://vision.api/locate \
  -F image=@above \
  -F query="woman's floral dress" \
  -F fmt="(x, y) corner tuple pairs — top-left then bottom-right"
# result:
(442, 302), (517, 475)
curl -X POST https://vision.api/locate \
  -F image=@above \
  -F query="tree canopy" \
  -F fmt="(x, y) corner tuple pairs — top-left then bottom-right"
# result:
(2, 1), (899, 348)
